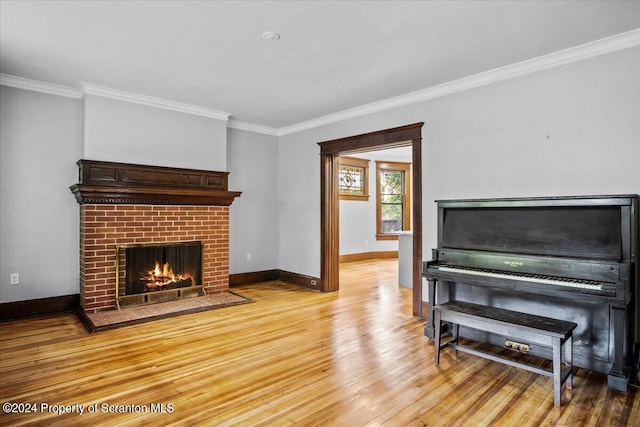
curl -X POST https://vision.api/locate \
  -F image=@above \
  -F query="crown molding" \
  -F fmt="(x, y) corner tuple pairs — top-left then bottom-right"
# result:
(278, 28), (640, 136)
(79, 82), (231, 121)
(227, 119), (279, 136)
(0, 73), (83, 99)
(0, 74), (231, 121)
(3, 29), (639, 136)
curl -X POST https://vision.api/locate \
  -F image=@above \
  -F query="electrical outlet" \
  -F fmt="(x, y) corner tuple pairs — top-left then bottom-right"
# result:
(10, 273), (20, 285)
(246, 253), (252, 262)
(310, 280), (317, 286)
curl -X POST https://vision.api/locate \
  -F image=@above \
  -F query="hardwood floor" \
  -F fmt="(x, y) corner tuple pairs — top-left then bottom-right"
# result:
(1, 259), (637, 426)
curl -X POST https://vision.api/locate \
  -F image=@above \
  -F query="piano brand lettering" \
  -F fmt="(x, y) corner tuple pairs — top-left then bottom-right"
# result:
(504, 261), (524, 267)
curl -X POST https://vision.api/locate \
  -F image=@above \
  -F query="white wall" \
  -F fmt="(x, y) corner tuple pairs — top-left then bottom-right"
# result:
(276, 134), (322, 276)
(227, 128), (279, 273)
(420, 46), (640, 251)
(0, 89), (232, 304)
(83, 94), (228, 171)
(1, 45), (638, 303)
(339, 147), (412, 255)
(279, 46), (640, 278)
(0, 86), (82, 302)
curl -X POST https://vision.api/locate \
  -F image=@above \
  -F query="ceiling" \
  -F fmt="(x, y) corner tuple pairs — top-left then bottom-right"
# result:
(1, 1), (639, 131)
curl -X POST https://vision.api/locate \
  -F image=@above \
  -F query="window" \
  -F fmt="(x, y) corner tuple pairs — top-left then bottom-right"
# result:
(376, 161), (411, 240)
(338, 156), (369, 201)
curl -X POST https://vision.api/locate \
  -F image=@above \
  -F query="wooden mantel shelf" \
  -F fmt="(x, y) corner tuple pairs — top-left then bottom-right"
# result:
(70, 160), (241, 205)
(70, 184), (242, 205)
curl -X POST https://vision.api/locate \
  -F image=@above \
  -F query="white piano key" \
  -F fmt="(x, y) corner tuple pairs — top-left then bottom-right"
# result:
(436, 266), (604, 291)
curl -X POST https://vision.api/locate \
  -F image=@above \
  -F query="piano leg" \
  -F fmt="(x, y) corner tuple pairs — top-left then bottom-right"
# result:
(608, 305), (630, 392)
(424, 278), (437, 339)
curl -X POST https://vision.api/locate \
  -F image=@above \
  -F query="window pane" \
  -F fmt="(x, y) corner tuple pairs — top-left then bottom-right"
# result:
(381, 204), (403, 232)
(380, 169), (404, 233)
(380, 171), (403, 195)
(376, 161), (410, 238)
(339, 167), (364, 194)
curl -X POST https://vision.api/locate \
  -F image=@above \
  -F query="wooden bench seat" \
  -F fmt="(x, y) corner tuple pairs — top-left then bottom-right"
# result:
(433, 301), (577, 407)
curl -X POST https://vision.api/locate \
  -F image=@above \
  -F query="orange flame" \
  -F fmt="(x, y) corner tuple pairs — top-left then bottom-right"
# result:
(148, 261), (179, 283)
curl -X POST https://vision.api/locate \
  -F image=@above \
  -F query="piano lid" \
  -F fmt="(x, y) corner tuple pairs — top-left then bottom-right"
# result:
(435, 194), (638, 208)
(436, 195), (638, 262)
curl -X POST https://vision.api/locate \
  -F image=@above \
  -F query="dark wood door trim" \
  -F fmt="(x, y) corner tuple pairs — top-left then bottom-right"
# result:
(411, 133), (423, 317)
(318, 122), (424, 315)
(320, 153), (340, 292)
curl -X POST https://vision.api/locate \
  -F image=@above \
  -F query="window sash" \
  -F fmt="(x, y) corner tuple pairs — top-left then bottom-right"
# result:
(339, 166), (365, 194)
(376, 161), (411, 239)
(338, 156), (370, 201)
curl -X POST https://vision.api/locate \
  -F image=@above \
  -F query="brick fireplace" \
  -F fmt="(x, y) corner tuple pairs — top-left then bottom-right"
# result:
(70, 160), (241, 313)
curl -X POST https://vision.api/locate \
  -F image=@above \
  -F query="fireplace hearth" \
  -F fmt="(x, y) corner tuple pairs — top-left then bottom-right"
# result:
(71, 160), (241, 313)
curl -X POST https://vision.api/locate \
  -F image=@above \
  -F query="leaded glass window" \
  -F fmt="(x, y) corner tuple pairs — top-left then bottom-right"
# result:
(338, 156), (369, 201)
(339, 166), (364, 194)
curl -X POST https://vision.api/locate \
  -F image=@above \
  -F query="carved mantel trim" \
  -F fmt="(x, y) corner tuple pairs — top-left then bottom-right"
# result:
(70, 160), (241, 205)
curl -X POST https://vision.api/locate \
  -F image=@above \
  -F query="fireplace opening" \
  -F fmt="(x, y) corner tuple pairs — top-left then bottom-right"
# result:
(116, 241), (203, 309)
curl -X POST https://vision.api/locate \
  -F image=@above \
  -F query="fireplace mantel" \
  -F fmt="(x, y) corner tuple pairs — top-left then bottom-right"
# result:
(72, 159), (240, 312)
(70, 159), (241, 205)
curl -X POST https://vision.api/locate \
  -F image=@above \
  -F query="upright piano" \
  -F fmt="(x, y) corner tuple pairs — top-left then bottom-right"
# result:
(423, 195), (638, 391)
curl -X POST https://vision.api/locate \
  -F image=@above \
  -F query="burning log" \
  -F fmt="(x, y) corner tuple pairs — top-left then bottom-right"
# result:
(140, 276), (194, 292)
(138, 261), (195, 292)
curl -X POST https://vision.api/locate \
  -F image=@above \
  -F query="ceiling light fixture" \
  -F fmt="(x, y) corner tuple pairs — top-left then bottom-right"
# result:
(262, 31), (281, 41)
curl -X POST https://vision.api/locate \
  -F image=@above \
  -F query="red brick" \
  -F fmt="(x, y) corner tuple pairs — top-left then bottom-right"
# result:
(79, 204), (230, 311)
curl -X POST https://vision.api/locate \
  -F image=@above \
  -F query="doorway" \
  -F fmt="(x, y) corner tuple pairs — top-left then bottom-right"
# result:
(318, 123), (424, 316)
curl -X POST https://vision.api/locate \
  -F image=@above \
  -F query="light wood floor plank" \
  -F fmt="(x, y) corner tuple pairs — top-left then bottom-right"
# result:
(1, 259), (637, 426)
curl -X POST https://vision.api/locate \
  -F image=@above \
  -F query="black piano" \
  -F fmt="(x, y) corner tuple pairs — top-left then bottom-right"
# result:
(423, 195), (638, 391)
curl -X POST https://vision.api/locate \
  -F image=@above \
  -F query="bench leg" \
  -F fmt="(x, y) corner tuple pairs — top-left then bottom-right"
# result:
(552, 337), (561, 407)
(434, 310), (442, 365)
(452, 323), (459, 357)
(565, 335), (573, 390)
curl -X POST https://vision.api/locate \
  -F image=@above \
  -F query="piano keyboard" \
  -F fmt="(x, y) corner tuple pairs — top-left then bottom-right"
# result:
(433, 265), (605, 291)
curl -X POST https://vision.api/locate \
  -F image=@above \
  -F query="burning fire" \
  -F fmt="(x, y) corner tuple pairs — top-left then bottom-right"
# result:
(151, 262), (175, 281)
(142, 261), (193, 289)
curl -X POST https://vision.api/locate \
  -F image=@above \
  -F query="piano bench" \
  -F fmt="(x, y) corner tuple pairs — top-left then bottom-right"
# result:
(433, 301), (577, 407)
